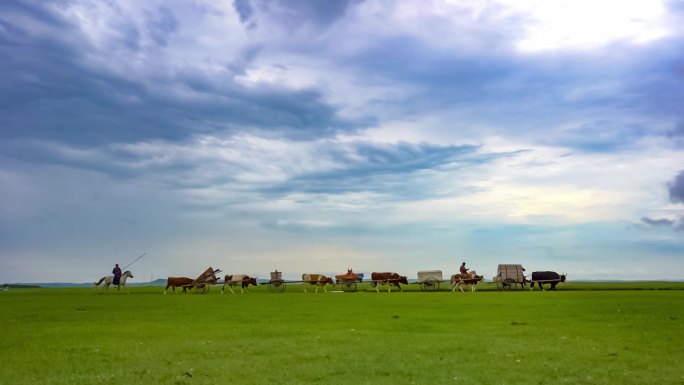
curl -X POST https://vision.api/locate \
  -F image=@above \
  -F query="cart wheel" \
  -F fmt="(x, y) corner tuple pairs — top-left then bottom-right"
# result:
(194, 285), (209, 294)
(268, 280), (286, 293)
(341, 280), (357, 292)
(423, 277), (440, 291)
(503, 278), (516, 290)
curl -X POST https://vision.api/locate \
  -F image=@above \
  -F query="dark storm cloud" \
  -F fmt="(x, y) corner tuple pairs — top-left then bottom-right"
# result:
(233, 0), (256, 29)
(668, 171), (684, 204)
(0, 1), (367, 146)
(145, 6), (179, 47)
(669, 121), (684, 147)
(641, 217), (675, 227)
(671, 121), (684, 137)
(251, 0), (359, 30)
(641, 216), (684, 231)
(4, 0), (682, 152)
(636, 170), (684, 232)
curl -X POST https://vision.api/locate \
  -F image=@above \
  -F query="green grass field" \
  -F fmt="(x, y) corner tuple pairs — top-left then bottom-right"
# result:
(1, 282), (682, 385)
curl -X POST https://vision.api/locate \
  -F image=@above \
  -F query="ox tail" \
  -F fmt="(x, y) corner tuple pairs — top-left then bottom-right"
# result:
(95, 277), (105, 286)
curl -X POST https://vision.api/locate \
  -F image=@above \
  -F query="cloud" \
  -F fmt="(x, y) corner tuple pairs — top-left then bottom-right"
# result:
(669, 121), (684, 138)
(259, 219), (337, 233)
(3, 0), (684, 282)
(233, 0), (256, 29)
(145, 6), (179, 47)
(507, 0), (669, 52)
(548, 121), (649, 153)
(669, 171), (684, 204)
(3, 0), (682, 152)
(635, 170), (684, 232)
(641, 216), (684, 231)
(251, 0), (358, 30)
(292, 2), (684, 153)
(0, 1), (371, 146)
(641, 216), (675, 227)
(266, 141), (512, 199)
(0, 135), (501, 201)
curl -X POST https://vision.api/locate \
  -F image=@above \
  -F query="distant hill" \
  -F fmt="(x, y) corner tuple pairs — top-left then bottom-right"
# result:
(1, 284), (42, 289)
(1, 282), (93, 288)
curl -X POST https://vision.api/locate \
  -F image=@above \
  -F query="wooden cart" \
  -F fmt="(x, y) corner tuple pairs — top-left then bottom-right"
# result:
(493, 264), (527, 290)
(184, 267), (222, 294)
(266, 270), (287, 293)
(334, 269), (363, 292)
(417, 270), (444, 291)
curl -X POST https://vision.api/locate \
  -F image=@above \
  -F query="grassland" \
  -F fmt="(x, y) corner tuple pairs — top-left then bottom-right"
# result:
(0, 282), (682, 385)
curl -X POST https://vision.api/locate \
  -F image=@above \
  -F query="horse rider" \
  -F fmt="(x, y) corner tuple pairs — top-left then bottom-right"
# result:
(112, 264), (122, 285)
(460, 262), (470, 277)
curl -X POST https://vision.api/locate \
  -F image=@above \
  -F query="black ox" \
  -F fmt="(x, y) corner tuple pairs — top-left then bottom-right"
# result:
(530, 271), (566, 291)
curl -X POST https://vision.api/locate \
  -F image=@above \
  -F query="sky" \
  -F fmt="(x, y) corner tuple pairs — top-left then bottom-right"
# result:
(1, 0), (683, 283)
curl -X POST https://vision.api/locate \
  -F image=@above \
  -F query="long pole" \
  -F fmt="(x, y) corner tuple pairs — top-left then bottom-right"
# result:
(123, 253), (146, 270)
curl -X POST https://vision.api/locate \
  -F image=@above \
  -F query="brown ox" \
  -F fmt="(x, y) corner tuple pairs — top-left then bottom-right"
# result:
(370, 272), (408, 292)
(301, 274), (334, 293)
(164, 277), (193, 294)
(222, 275), (258, 294)
(335, 268), (363, 285)
(450, 271), (483, 292)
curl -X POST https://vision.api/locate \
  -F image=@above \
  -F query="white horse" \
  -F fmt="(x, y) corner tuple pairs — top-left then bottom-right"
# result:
(95, 270), (134, 292)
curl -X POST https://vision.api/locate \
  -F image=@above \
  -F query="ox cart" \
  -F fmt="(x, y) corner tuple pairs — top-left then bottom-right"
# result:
(368, 272), (409, 292)
(263, 270), (339, 293)
(262, 270), (364, 293)
(183, 267), (222, 294)
(416, 270), (445, 291)
(493, 264), (528, 290)
(265, 270), (287, 293)
(342, 273), (363, 292)
(334, 269), (364, 292)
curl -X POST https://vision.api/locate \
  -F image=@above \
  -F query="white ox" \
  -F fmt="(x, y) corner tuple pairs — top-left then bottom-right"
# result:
(301, 274), (334, 293)
(221, 274), (258, 294)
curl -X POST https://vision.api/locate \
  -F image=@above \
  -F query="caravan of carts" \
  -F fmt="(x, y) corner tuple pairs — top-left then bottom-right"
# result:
(264, 269), (365, 293)
(166, 264), (566, 294)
